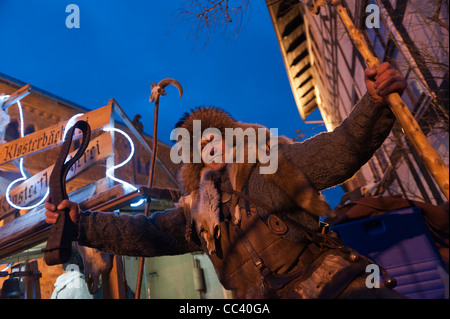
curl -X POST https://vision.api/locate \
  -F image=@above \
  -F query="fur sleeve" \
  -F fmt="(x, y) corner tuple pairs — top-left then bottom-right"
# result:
(77, 207), (202, 257)
(281, 93), (396, 191)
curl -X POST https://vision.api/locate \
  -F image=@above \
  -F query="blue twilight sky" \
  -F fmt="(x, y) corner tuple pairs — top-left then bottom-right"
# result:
(0, 0), (344, 207)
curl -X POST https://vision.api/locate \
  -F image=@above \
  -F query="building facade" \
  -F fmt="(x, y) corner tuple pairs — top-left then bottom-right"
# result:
(0, 73), (228, 299)
(267, 0), (449, 205)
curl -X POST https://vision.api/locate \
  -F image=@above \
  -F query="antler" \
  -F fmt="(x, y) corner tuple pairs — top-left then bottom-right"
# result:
(150, 78), (183, 102)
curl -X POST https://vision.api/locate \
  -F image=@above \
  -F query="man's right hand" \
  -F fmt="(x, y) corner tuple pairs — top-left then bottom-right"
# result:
(45, 198), (81, 226)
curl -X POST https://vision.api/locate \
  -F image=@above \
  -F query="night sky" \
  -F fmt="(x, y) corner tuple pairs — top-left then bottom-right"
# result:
(0, 0), (344, 207)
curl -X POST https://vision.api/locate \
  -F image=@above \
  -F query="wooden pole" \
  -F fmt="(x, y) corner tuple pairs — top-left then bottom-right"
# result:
(134, 79), (183, 299)
(134, 98), (159, 299)
(331, 0), (449, 200)
(102, 255), (128, 299)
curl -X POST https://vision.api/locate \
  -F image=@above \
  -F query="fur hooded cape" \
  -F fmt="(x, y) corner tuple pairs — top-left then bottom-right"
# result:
(175, 107), (332, 254)
(175, 106), (236, 195)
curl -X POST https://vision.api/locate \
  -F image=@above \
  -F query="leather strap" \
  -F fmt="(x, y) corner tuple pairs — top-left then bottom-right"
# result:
(234, 225), (303, 290)
(222, 185), (350, 291)
(222, 185), (398, 295)
(43, 120), (91, 266)
(227, 185), (305, 290)
(221, 186), (274, 212)
(221, 186), (343, 248)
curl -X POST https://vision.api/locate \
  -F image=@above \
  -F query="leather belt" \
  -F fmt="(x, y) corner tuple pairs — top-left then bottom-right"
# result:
(43, 120), (91, 266)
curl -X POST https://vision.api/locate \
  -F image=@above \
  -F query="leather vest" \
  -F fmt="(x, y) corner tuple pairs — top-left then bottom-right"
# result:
(186, 177), (382, 298)
(206, 199), (322, 298)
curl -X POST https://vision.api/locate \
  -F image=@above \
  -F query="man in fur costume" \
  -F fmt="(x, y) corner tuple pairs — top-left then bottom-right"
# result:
(46, 62), (407, 298)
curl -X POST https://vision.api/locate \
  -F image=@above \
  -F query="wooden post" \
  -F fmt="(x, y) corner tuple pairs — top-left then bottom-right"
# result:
(134, 79), (183, 299)
(331, 0), (449, 200)
(102, 255), (128, 299)
(23, 260), (41, 299)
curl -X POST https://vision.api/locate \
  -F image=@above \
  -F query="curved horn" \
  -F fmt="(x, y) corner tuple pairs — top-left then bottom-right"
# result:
(157, 78), (183, 98)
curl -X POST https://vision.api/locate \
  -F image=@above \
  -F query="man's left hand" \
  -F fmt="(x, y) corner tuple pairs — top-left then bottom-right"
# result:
(365, 62), (407, 106)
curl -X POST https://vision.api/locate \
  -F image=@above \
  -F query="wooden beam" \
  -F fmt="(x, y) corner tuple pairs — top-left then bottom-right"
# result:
(0, 182), (98, 259)
(1, 84), (31, 111)
(0, 183), (179, 261)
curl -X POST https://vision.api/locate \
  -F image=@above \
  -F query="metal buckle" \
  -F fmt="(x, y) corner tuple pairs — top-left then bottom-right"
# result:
(319, 221), (330, 234)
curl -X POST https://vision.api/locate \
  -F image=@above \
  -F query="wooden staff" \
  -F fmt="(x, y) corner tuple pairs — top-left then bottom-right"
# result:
(134, 79), (183, 299)
(305, 0), (449, 200)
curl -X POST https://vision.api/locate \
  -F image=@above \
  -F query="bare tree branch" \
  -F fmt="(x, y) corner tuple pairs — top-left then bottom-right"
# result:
(175, 0), (251, 46)
(428, 0), (449, 30)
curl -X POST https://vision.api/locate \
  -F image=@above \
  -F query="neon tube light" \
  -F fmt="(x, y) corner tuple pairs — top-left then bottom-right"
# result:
(4, 96), (51, 210)
(103, 127), (144, 207)
(2, 94), (143, 210)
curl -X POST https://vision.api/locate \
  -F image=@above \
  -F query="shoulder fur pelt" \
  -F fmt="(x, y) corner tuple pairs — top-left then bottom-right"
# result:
(225, 122), (332, 225)
(194, 168), (222, 254)
(177, 168), (222, 254)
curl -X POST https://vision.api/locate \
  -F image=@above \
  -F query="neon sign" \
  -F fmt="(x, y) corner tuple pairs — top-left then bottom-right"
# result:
(3, 95), (50, 210)
(103, 126), (144, 207)
(2, 98), (143, 210)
